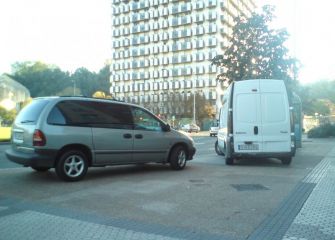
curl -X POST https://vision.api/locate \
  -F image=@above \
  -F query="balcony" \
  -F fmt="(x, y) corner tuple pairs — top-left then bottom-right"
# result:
(171, 6), (179, 15)
(207, 12), (217, 21)
(171, 30), (179, 39)
(207, 0), (217, 8)
(171, 18), (178, 27)
(180, 16), (192, 25)
(194, 14), (205, 23)
(194, 1), (204, 10)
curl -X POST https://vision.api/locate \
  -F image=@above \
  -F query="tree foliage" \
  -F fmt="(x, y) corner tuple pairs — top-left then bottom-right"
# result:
(0, 106), (16, 125)
(10, 61), (110, 98)
(296, 80), (335, 115)
(212, 5), (298, 90)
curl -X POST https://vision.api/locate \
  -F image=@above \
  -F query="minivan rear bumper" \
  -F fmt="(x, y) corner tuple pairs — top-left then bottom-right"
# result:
(5, 148), (57, 168)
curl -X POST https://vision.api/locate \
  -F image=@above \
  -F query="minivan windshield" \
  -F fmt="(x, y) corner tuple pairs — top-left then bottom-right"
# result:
(15, 99), (49, 124)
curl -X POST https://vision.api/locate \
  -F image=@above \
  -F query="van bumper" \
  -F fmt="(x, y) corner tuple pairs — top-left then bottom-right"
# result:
(5, 148), (57, 168)
(232, 152), (293, 159)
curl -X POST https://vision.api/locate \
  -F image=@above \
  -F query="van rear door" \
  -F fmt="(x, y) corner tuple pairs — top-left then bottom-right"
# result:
(233, 80), (263, 153)
(259, 80), (291, 153)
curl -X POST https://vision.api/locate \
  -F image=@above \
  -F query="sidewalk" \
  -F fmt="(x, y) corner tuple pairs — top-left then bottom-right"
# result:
(282, 145), (335, 240)
(248, 142), (335, 240)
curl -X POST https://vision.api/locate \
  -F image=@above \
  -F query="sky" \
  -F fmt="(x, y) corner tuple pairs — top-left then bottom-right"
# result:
(0, 0), (334, 84)
(0, 0), (111, 73)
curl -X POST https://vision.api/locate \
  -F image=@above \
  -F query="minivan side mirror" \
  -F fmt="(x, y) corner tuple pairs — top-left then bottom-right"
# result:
(162, 124), (171, 132)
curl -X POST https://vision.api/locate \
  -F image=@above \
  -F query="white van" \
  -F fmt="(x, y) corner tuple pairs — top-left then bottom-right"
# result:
(217, 79), (295, 165)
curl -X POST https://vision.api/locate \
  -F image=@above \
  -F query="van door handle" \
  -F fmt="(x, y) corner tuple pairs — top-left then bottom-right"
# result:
(123, 133), (132, 139)
(135, 134), (143, 139)
(254, 126), (258, 135)
(280, 130), (288, 133)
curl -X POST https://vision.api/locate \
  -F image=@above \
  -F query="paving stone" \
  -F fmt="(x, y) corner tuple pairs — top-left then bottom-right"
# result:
(283, 148), (335, 240)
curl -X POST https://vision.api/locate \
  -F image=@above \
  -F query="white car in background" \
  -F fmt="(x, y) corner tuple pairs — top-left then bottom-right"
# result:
(209, 122), (219, 137)
(181, 124), (200, 133)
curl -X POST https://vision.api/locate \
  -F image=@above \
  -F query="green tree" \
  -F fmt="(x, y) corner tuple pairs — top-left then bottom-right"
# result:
(211, 5), (298, 90)
(10, 61), (110, 98)
(295, 80), (335, 115)
(0, 106), (16, 126)
(70, 65), (110, 97)
(181, 93), (215, 123)
(10, 61), (69, 97)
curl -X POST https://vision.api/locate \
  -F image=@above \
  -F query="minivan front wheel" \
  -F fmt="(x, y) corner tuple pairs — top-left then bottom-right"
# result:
(169, 146), (187, 170)
(56, 150), (88, 181)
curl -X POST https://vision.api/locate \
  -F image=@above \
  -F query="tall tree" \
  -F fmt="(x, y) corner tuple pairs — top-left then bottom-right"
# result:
(10, 61), (69, 97)
(211, 5), (298, 90)
(10, 61), (110, 98)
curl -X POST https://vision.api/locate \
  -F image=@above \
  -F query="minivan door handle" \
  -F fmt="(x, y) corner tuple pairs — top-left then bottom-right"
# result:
(135, 134), (143, 139)
(254, 126), (258, 135)
(123, 133), (132, 139)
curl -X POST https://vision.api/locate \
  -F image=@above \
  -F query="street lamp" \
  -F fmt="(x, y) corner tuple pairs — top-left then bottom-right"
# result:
(193, 78), (196, 124)
(72, 79), (76, 96)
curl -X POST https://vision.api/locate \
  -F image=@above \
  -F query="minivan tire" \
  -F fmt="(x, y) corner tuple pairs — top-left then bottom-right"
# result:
(169, 146), (187, 170)
(56, 150), (88, 182)
(31, 166), (50, 172)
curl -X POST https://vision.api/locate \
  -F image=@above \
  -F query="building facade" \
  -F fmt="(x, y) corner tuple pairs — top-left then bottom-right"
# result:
(110, 0), (256, 119)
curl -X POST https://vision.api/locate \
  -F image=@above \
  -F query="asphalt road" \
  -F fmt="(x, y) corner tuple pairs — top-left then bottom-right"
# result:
(0, 136), (334, 239)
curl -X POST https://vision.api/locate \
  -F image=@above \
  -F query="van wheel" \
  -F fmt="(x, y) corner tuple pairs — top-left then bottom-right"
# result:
(169, 146), (187, 170)
(31, 166), (50, 172)
(215, 141), (224, 156)
(56, 150), (88, 181)
(225, 157), (234, 165)
(281, 157), (292, 165)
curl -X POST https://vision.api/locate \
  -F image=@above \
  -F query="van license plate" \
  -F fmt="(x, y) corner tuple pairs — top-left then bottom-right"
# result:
(238, 144), (259, 150)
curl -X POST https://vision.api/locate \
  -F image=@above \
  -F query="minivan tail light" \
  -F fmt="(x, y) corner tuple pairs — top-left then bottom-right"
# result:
(33, 129), (46, 146)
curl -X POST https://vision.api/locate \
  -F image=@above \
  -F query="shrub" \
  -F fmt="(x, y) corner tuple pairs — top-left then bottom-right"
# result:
(307, 123), (335, 138)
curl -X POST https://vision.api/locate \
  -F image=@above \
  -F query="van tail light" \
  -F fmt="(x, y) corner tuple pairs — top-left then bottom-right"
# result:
(33, 129), (46, 146)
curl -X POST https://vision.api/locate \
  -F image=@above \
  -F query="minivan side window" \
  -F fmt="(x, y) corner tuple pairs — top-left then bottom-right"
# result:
(131, 107), (162, 131)
(47, 100), (133, 129)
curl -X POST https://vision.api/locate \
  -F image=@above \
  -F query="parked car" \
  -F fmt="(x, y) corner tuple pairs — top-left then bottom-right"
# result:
(5, 97), (196, 181)
(209, 122), (219, 137)
(181, 123), (200, 133)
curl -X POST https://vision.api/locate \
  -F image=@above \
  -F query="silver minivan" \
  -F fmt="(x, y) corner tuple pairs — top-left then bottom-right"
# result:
(6, 97), (196, 181)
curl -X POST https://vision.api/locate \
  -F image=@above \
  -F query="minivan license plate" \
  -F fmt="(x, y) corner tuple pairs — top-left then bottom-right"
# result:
(238, 144), (259, 150)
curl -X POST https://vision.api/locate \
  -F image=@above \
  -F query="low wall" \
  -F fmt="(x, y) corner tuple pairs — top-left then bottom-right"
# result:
(0, 127), (11, 141)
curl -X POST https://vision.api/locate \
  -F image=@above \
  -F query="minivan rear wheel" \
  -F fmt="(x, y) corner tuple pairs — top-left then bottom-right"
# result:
(56, 150), (88, 181)
(169, 146), (187, 170)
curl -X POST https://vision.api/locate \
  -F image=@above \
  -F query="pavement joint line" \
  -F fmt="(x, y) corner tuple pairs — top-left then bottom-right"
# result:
(0, 195), (233, 240)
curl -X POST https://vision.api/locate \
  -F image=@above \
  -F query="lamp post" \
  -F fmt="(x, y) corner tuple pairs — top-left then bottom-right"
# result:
(73, 79), (76, 96)
(193, 79), (196, 124)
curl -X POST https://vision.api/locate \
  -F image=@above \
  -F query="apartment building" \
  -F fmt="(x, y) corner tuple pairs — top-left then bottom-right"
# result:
(110, 0), (256, 118)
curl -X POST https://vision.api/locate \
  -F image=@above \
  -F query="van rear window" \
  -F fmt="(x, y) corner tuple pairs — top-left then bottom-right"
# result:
(15, 99), (49, 124)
